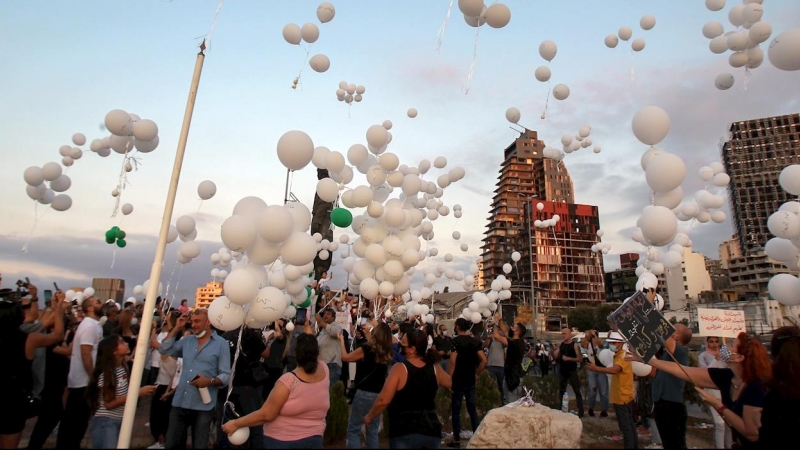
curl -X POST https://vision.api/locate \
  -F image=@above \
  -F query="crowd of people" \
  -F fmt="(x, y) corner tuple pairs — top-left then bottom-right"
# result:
(1, 273), (798, 449)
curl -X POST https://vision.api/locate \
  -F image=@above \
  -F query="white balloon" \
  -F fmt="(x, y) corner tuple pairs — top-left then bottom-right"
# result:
(309, 54), (330, 73)
(198, 180), (217, 200)
(224, 269), (259, 305)
(705, 0), (725, 12)
(484, 3), (511, 29)
(407, 108), (418, 118)
(316, 2), (336, 23)
(605, 34), (619, 48)
(300, 23), (320, 44)
(768, 29), (800, 72)
(749, 21), (772, 45)
(51, 194), (72, 211)
(640, 14), (656, 31)
(710, 35), (729, 54)
(282, 23), (302, 45)
(221, 215), (257, 252)
(121, 203), (134, 216)
(505, 107), (521, 124)
(50, 174), (71, 192)
(618, 26), (632, 41)
(631, 38), (646, 52)
(277, 130), (314, 171)
(552, 84), (570, 100)
(280, 231), (318, 266)
(538, 40), (557, 62)
(703, 21), (724, 39)
(645, 153), (686, 193)
(639, 206), (678, 246)
(779, 165), (800, 195)
(715, 73), (735, 90)
(728, 4), (746, 27)
(632, 106), (671, 146)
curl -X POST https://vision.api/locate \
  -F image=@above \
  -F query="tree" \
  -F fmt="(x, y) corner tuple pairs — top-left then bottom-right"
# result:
(567, 305), (595, 331)
(594, 303), (622, 332)
(669, 316), (678, 325)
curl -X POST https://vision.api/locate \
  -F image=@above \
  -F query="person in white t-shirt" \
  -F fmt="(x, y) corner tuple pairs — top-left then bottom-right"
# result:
(56, 297), (105, 449)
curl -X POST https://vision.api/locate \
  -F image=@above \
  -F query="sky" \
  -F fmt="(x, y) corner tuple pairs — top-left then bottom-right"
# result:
(1, 0), (799, 304)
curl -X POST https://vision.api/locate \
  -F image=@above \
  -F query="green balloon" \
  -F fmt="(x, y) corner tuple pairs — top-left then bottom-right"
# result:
(298, 298), (311, 308)
(105, 229), (116, 241)
(330, 207), (353, 228)
(305, 286), (312, 298)
(111, 226), (120, 232)
(105, 236), (116, 244)
(116, 239), (127, 248)
(115, 229), (126, 240)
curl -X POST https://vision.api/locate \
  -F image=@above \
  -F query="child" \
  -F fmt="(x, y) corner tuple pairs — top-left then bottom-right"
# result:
(88, 335), (155, 448)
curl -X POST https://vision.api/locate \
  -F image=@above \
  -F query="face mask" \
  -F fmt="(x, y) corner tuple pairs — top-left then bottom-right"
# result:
(131, 318), (138, 326)
(441, 330), (448, 336)
(609, 343), (620, 352)
(196, 329), (207, 339)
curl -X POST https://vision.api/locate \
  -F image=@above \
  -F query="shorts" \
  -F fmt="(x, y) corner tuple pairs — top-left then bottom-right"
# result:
(0, 396), (28, 435)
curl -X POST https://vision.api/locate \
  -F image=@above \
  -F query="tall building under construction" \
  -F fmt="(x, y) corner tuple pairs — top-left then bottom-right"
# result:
(480, 128), (605, 309)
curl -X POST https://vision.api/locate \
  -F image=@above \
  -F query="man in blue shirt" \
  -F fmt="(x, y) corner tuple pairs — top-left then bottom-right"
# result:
(160, 308), (231, 450)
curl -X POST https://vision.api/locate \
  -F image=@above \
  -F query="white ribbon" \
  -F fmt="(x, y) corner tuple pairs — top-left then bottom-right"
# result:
(436, 0), (455, 54)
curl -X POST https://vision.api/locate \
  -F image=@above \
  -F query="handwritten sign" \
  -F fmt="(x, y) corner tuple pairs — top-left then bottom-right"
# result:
(697, 308), (746, 338)
(335, 311), (351, 332)
(608, 291), (675, 362)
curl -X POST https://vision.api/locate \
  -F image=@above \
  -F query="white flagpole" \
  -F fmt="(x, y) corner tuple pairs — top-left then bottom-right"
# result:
(117, 42), (206, 448)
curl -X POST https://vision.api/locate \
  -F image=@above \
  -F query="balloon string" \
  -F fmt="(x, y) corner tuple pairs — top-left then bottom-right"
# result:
(110, 249), (117, 269)
(541, 81), (551, 120)
(294, 43), (313, 89)
(224, 324), (245, 421)
(21, 201), (44, 253)
(163, 261), (180, 303)
(435, 0), (454, 54)
(464, 25), (480, 95)
(197, 199), (205, 213)
(630, 49), (636, 83)
(204, 0), (225, 51)
(172, 264), (185, 306)
(743, 67), (751, 91)
(111, 141), (139, 218)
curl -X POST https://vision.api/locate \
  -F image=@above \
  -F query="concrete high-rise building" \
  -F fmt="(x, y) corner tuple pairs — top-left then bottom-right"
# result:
(657, 248), (712, 311)
(721, 113), (800, 297)
(723, 113), (800, 253)
(195, 281), (223, 310)
(605, 254), (640, 303)
(481, 128), (605, 309)
(92, 278), (125, 303)
(619, 253), (640, 270)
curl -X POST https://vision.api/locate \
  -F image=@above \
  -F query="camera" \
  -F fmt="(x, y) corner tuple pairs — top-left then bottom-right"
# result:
(0, 278), (30, 300)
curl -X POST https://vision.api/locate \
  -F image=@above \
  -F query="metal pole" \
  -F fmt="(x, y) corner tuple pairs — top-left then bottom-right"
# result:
(117, 42), (206, 449)
(525, 201), (536, 340)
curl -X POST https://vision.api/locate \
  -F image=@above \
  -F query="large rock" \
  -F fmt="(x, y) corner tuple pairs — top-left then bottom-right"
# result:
(466, 404), (582, 449)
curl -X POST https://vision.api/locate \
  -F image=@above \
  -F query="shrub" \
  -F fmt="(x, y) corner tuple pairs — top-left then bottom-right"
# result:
(475, 371), (501, 413)
(522, 373), (561, 409)
(324, 381), (349, 446)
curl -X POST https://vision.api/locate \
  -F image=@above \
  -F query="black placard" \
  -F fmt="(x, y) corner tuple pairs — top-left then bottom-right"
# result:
(608, 291), (675, 362)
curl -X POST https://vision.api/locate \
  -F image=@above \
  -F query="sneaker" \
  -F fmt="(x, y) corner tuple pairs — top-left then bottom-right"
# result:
(588, 408), (595, 417)
(600, 411), (608, 418)
(147, 443), (165, 449)
(644, 444), (663, 449)
(459, 430), (473, 439)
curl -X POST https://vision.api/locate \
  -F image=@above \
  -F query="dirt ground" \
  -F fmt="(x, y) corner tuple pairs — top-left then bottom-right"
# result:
(580, 414), (715, 449)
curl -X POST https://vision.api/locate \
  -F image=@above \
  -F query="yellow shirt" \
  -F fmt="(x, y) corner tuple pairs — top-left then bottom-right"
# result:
(610, 349), (634, 405)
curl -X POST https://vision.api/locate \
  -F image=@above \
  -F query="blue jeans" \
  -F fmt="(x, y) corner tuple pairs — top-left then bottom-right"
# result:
(90, 416), (121, 449)
(451, 385), (479, 441)
(263, 434), (323, 449)
(328, 363), (342, 388)
(165, 407), (215, 449)
(487, 366), (507, 405)
(586, 369), (609, 411)
(347, 390), (380, 449)
(613, 402), (639, 449)
(389, 433), (441, 449)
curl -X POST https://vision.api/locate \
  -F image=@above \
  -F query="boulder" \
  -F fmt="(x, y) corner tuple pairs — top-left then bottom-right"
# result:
(466, 403), (582, 449)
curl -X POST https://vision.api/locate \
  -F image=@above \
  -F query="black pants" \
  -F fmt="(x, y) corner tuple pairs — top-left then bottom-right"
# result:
(558, 370), (584, 416)
(654, 400), (687, 449)
(216, 385), (264, 449)
(56, 387), (90, 449)
(150, 384), (173, 442)
(27, 386), (65, 449)
(613, 402), (639, 449)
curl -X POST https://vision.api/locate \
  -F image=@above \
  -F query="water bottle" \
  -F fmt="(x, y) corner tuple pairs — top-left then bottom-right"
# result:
(561, 392), (569, 413)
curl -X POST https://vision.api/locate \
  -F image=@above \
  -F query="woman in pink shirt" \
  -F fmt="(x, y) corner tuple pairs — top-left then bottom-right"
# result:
(222, 329), (329, 449)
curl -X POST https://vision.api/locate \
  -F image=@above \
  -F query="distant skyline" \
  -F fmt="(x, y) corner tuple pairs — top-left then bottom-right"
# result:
(1, 1), (799, 304)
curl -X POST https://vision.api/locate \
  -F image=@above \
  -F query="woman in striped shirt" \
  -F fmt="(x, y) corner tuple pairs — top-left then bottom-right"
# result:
(88, 335), (156, 448)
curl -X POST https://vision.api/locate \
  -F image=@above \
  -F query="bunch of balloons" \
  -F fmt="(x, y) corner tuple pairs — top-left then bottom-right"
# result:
(335, 81), (366, 105)
(673, 162), (730, 224)
(591, 229), (611, 255)
(604, 14), (655, 52)
(704, 0), (772, 89)
(457, 0), (511, 29)
(105, 226), (127, 248)
(24, 160), (73, 212)
(456, 275), (512, 324)
(283, 2), (335, 88)
(765, 164), (800, 306)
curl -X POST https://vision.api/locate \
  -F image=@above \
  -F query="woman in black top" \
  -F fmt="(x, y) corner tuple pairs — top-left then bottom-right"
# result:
(363, 329), (451, 449)
(759, 326), (800, 447)
(339, 321), (393, 449)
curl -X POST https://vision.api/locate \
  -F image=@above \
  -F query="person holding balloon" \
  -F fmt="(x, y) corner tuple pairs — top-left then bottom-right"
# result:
(586, 332), (637, 449)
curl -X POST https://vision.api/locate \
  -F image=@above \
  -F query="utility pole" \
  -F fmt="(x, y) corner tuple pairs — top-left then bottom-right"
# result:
(117, 41), (206, 448)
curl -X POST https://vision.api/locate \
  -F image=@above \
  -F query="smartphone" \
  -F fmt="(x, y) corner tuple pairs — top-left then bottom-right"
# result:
(44, 290), (53, 306)
(295, 308), (307, 324)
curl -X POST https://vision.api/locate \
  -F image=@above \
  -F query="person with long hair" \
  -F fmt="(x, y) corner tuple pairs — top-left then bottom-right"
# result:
(363, 329), (452, 449)
(88, 334), (156, 448)
(0, 288), (65, 450)
(759, 325), (800, 447)
(699, 335), (731, 449)
(222, 318), (329, 448)
(339, 321), (393, 449)
(631, 332), (770, 448)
